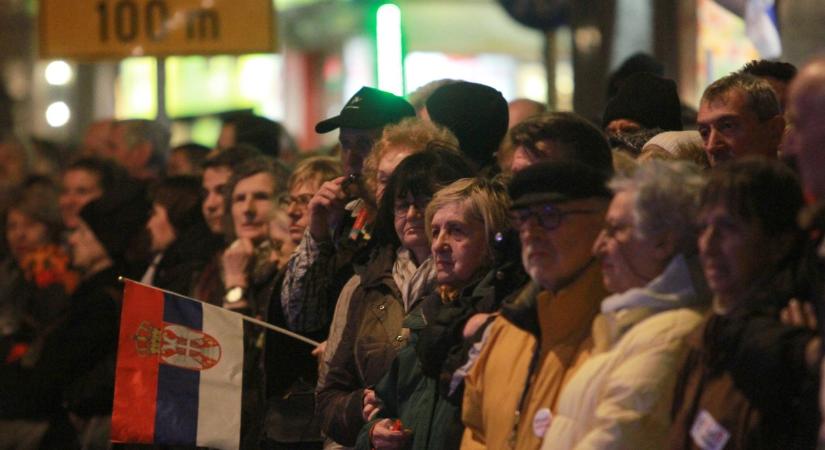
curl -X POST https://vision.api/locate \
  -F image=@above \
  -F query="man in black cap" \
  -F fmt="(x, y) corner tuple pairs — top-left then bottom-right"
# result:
(462, 160), (610, 450)
(281, 87), (415, 336)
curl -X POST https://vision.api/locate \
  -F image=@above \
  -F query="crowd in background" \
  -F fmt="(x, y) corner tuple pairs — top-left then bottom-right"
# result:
(1, 51), (825, 450)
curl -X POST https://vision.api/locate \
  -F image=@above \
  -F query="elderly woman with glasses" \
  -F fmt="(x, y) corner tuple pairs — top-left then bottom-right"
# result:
(541, 161), (711, 450)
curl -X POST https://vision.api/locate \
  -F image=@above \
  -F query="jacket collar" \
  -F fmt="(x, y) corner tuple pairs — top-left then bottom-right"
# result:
(501, 261), (607, 342)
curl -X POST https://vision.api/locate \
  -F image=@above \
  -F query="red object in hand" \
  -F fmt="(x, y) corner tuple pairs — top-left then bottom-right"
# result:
(5, 342), (29, 363)
(391, 419), (403, 431)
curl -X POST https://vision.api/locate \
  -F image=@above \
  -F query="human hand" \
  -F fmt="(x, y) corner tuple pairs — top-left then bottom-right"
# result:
(307, 177), (348, 241)
(222, 238), (254, 288)
(362, 388), (382, 421)
(369, 418), (412, 450)
(311, 340), (327, 366)
(780, 299), (818, 330)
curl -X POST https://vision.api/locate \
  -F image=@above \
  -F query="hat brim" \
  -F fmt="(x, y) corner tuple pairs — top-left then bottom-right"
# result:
(315, 116), (341, 134)
(510, 192), (573, 209)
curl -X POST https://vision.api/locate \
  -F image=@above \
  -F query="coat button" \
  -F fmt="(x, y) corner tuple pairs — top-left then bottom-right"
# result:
(378, 304), (386, 311)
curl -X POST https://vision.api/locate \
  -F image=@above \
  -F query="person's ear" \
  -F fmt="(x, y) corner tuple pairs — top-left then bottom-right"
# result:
(652, 231), (678, 263)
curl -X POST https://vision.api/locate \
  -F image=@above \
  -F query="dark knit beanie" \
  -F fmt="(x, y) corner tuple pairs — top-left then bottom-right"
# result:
(79, 179), (150, 261)
(602, 72), (683, 132)
(425, 81), (509, 170)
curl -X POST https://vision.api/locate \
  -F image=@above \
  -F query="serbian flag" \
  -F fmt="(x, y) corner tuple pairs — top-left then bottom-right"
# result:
(111, 280), (244, 450)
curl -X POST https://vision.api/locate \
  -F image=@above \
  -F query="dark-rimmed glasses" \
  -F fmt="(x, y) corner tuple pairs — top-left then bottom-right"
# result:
(510, 204), (600, 230)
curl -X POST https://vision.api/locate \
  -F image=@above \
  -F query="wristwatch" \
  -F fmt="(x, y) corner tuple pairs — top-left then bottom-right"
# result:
(224, 286), (246, 304)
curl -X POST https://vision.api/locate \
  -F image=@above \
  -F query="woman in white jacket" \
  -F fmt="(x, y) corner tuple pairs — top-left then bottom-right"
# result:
(541, 161), (710, 450)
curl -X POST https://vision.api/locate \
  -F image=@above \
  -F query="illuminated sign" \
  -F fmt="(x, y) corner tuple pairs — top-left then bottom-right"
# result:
(40, 0), (275, 59)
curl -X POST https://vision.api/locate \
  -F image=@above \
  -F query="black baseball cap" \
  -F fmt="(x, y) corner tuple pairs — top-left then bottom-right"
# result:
(509, 160), (612, 209)
(315, 87), (415, 134)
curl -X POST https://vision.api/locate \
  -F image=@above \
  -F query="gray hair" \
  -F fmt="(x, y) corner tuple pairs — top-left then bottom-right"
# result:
(700, 72), (780, 121)
(118, 119), (171, 171)
(608, 160), (705, 255)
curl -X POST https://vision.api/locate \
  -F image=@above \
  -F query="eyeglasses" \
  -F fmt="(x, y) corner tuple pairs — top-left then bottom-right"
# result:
(394, 197), (430, 217)
(278, 193), (314, 209)
(510, 204), (600, 230)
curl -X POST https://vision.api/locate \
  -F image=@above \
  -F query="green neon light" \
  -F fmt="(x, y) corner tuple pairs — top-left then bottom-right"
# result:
(376, 3), (403, 95)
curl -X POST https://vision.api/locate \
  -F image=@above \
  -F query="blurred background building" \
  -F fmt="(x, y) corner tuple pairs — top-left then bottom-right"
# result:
(1, 0), (822, 155)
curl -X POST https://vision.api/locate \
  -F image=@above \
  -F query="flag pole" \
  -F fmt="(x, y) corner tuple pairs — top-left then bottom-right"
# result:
(119, 277), (321, 347)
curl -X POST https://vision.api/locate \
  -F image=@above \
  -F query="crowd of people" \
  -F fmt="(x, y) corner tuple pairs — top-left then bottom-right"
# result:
(1, 52), (825, 450)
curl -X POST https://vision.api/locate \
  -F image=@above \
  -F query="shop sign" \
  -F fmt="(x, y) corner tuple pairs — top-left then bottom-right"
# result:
(40, 0), (276, 59)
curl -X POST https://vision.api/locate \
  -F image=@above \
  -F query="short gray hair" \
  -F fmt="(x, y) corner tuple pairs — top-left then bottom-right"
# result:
(700, 72), (780, 121)
(609, 161), (705, 255)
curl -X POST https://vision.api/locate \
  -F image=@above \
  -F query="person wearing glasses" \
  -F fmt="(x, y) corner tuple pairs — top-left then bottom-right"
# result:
(541, 161), (710, 450)
(260, 156), (341, 450)
(460, 160), (611, 450)
(317, 148), (473, 447)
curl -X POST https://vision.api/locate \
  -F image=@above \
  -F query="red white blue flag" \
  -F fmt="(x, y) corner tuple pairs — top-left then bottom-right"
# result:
(111, 280), (244, 450)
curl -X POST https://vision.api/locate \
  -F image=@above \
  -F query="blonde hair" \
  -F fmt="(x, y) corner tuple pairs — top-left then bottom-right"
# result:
(425, 177), (511, 260)
(288, 156), (342, 191)
(363, 117), (458, 195)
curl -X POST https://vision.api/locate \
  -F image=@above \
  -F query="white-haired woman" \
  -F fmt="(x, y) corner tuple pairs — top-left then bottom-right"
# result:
(542, 160), (711, 450)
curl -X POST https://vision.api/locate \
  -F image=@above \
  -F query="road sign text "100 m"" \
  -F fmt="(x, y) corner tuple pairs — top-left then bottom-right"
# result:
(96, 0), (219, 43)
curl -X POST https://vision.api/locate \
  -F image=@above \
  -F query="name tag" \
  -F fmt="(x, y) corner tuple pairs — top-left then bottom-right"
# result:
(690, 409), (731, 450)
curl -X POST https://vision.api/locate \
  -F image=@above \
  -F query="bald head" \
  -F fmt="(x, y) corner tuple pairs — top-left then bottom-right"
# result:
(787, 56), (825, 199)
(508, 98), (547, 129)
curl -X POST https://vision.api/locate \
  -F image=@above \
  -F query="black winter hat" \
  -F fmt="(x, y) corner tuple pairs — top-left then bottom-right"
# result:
(315, 87), (415, 133)
(425, 81), (509, 170)
(602, 72), (683, 132)
(508, 160), (612, 209)
(79, 179), (151, 260)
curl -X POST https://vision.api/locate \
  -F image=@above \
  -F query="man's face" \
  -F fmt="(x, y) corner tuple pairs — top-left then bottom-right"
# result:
(202, 166), (232, 235)
(698, 203), (777, 313)
(515, 198), (606, 291)
(339, 127), (381, 177)
(59, 168), (103, 229)
(68, 219), (108, 272)
(786, 74), (825, 199)
(231, 172), (277, 243)
(510, 139), (565, 173)
(697, 88), (783, 166)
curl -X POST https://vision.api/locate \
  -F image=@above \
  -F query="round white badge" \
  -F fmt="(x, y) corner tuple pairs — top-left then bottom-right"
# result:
(533, 407), (552, 437)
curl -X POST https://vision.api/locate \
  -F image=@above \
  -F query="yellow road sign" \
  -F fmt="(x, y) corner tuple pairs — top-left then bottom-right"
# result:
(40, 0), (276, 59)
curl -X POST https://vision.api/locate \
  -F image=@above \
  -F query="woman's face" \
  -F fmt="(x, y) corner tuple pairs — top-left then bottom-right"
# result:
(430, 200), (488, 288)
(375, 147), (412, 203)
(146, 203), (176, 253)
(394, 192), (430, 261)
(698, 202), (780, 313)
(6, 209), (50, 262)
(59, 169), (103, 229)
(593, 191), (669, 293)
(285, 180), (319, 245)
(67, 218), (108, 272)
